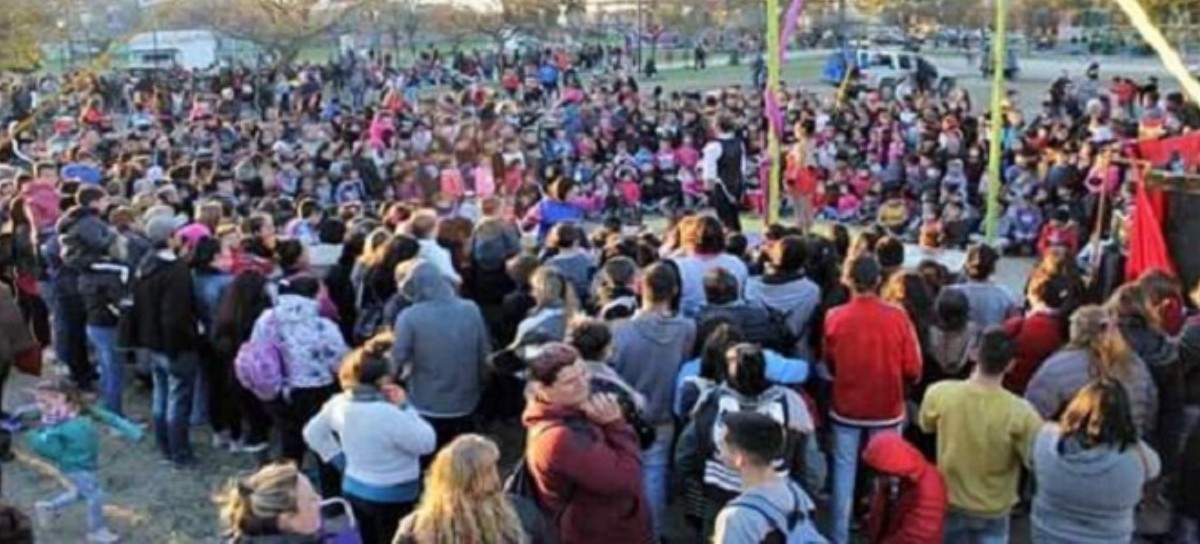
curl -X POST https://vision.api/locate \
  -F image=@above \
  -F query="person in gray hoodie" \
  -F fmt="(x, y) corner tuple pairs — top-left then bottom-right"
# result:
(392, 258), (491, 457)
(1031, 380), (1161, 544)
(610, 262), (696, 537)
(743, 235), (821, 358)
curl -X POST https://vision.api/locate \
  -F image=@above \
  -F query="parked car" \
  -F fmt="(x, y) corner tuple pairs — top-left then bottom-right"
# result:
(823, 48), (956, 97)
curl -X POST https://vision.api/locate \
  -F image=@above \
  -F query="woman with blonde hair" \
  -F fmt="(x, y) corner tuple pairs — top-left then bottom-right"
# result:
(393, 434), (551, 544)
(215, 462), (324, 543)
(512, 266), (578, 346)
(1026, 305), (1158, 436)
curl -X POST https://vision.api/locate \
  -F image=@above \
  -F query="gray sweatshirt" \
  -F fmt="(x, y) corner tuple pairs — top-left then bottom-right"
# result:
(392, 260), (491, 417)
(1031, 425), (1160, 543)
(611, 310), (697, 425)
(1025, 348), (1159, 436)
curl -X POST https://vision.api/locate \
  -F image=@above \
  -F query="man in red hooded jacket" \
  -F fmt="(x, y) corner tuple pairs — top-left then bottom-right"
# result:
(863, 432), (947, 544)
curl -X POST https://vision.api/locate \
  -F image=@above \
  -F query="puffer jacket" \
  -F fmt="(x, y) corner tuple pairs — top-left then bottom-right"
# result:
(56, 206), (113, 271)
(863, 432), (947, 544)
(1025, 348), (1158, 435)
(250, 294), (347, 391)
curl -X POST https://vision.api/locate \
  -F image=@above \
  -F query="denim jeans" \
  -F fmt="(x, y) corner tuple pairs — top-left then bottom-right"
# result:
(49, 273), (95, 386)
(642, 424), (673, 537)
(85, 326), (122, 416)
(149, 351), (197, 464)
(45, 470), (107, 533)
(830, 422), (900, 544)
(191, 358), (210, 426)
(944, 509), (1010, 544)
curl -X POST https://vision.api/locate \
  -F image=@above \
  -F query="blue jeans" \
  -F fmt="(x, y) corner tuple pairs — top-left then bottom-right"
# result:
(45, 470), (107, 533)
(830, 422), (899, 544)
(642, 423), (672, 537)
(944, 509), (1010, 544)
(149, 351), (197, 464)
(85, 326), (122, 416)
(191, 358), (210, 426)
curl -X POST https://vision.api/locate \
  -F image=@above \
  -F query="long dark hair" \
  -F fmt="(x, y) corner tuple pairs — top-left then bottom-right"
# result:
(726, 343), (770, 397)
(697, 320), (744, 382)
(212, 272), (272, 354)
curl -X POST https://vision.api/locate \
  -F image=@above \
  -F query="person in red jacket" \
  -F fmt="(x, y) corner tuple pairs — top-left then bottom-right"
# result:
(823, 254), (922, 544)
(522, 342), (652, 544)
(1036, 207), (1080, 258)
(1002, 273), (1070, 394)
(863, 431), (947, 544)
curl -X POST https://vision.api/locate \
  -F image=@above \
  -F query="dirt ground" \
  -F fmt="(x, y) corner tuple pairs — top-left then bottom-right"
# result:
(0, 243), (1036, 543)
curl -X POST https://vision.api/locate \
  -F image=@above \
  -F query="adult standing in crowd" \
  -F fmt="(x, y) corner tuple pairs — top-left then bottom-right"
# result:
(305, 334), (435, 544)
(610, 262), (695, 535)
(823, 253), (921, 544)
(671, 215), (748, 318)
(391, 259), (490, 457)
(701, 115), (746, 233)
(947, 244), (1019, 330)
(921, 329), (1044, 544)
(1026, 306), (1158, 437)
(130, 212), (200, 469)
(251, 275), (347, 492)
(1030, 380), (1161, 543)
(522, 343), (651, 544)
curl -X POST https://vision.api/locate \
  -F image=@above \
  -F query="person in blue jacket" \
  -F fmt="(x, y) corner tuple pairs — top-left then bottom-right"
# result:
(675, 320), (810, 419)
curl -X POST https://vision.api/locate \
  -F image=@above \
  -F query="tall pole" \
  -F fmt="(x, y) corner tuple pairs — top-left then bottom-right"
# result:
(983, 0), (1008, 243)
(765, 0), (781, 225)
(636, 0), (644, 71)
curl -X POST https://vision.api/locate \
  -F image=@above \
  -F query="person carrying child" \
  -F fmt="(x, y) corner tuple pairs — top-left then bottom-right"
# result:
(26, 378), (119, 543)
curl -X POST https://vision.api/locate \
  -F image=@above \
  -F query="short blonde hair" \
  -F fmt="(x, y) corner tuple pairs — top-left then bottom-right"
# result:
(215, 463), (301, 536)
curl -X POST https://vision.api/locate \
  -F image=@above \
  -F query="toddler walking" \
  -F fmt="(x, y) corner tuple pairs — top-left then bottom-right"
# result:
(26, 378), (119, 543)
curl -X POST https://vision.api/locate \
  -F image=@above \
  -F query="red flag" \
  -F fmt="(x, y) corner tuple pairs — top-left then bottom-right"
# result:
(1124, 133), (1200, 281)
(1125, 169), (1175, 281)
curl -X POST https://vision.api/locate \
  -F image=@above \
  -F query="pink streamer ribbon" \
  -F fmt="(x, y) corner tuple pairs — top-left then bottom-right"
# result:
(765, 0), (806, 139)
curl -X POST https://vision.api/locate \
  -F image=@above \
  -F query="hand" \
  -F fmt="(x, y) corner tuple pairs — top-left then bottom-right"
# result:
(581, 393), (624, 426)
(381, 384), (408, 407)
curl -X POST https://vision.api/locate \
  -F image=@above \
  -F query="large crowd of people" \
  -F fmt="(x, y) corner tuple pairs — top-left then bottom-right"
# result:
(0, 40), (1197, 544)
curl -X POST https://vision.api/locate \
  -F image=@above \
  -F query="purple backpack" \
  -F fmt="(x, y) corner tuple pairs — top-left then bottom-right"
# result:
(235, 316), (288, 401)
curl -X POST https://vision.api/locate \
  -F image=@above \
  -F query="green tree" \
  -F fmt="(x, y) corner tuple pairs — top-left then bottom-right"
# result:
(0, 0), (51, 72)
(156, 0), (379, 64)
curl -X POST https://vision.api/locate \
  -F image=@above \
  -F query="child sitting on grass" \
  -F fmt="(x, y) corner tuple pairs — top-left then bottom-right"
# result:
(26, 378), (119, 543)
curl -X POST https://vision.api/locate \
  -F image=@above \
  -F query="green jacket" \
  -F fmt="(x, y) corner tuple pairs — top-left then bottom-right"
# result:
(26, 416), (99, 473)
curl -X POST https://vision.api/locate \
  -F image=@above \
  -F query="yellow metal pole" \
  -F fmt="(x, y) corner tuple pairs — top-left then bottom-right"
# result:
(766, 0), (781, 226)
(983, 0), (1008, 243)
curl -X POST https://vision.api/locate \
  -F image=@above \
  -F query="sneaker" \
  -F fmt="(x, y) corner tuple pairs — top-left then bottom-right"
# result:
(227, 439), (244, 453)
(33, 501), (53, 530)
(211, 432), (231, 450)
(86, 528), (120, 543)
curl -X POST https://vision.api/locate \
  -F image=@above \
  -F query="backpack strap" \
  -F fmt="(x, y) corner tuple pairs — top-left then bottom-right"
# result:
(728, 482), (811, 539)
(728, 493), (788, 540)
